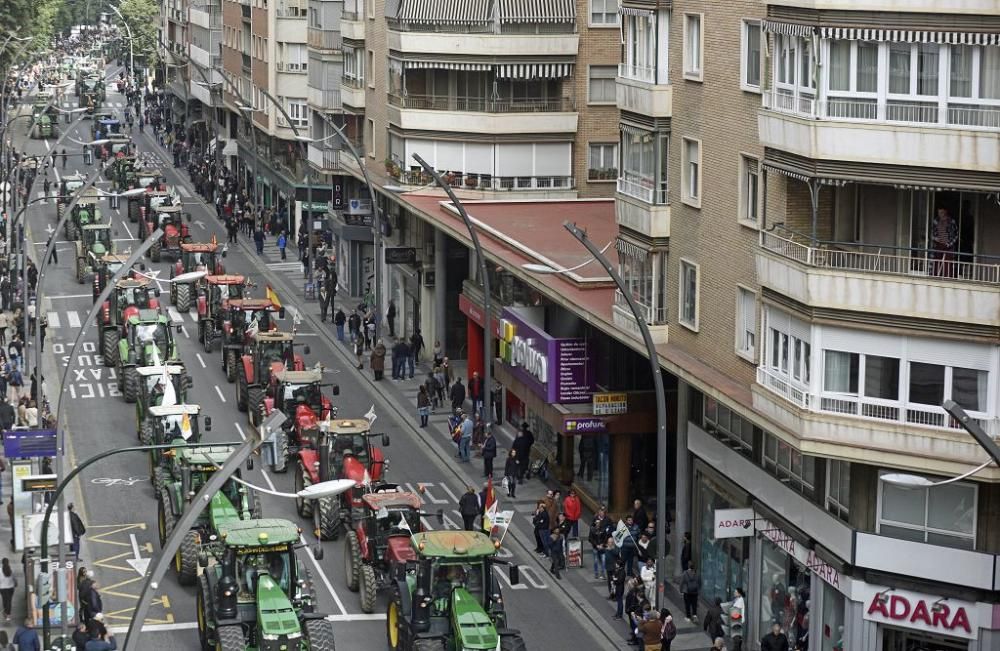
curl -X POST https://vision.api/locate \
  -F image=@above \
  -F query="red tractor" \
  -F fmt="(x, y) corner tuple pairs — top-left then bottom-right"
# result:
(128, 186), (170, 224)
(219, 298), (282, 382)
(261, 368), (339, 473)
(344, 486), (427, 613)
(170, 242), (225, 312)
(197, 275), (248, 352)
(234, 331), (309, 417)
(142, 202), (191, 262)
(295, 418), (389, 541)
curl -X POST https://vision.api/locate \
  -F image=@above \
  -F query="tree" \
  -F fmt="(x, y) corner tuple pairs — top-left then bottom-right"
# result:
(117, 0), (160, 68)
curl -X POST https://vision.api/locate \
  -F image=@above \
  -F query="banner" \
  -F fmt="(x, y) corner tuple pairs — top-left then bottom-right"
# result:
(612, 519), (631, 548)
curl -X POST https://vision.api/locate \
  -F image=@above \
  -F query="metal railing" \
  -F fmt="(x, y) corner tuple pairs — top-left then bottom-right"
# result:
(276, 6), (307, 18)
(308, 87), (342, 110)
(389, 167), (574, 191)
(757, 367), (812, 409)
(342, 75), (365, 90)
(616, 174), (668, 205)
(614, 290), (668, 325)
(307, 27), (342, 51)
(763, 90), (1000, 131)
(618, 63), (658, 84)
(760, 225), (1000, 284)
(386, 19), (575, 34)
(388, 94), (574, 113)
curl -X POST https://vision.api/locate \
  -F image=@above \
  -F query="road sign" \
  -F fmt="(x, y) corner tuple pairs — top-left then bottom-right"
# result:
(385, 247), (417, 265)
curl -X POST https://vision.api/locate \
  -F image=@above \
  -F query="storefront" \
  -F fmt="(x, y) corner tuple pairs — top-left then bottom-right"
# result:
(693, 462), (750, 607)
(860, 585), (979, 651)
(329, 211), (375, 298)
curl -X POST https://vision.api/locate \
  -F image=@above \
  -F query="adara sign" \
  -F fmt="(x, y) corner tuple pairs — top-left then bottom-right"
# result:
(862, 586), (978, 640)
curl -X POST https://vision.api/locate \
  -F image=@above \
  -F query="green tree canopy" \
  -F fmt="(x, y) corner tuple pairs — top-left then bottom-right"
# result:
(116, 0), (160, 68)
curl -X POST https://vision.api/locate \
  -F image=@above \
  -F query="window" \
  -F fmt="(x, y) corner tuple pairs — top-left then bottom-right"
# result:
(704, 397), (755, 457)
(367, 50), (375, 88)
(950, 44), (1000, 100)
(285, 98), (308, 128)
(618, 128), (668, 203)
(741, 20), (761, 90)
(683, 14), (703, 79)
(909, 362), (988, 412)
(280, 42), (307, 71)
(823, 351), (859, 395)
(827, 460), (850, 521)
(588, 66), (617, 103)
(736, 286), (756, 359)
(828, 40), (879, 94)
(879, 474), (976, 549)
(682, 138), (700, 206)
(589, 0), (618, 26)
(739, 155), (759, 224)
(622, 13), (658, 81)
(588, 143), (618, 180)
(679, 259), (698, 331)
(365, 118), (374, 157)
(767, 329), (810, 385)
(763, 434), (815, 496)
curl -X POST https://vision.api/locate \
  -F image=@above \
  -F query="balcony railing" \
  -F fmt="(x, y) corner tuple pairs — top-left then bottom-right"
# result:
(616, 174), (668, 205)
(308, 87), (342, 111)
(342, 75), (364, 90)
(388, 167), (574, 191)
(762, 90), (1000, 131)
(342, 10), (361, 21)
(618, 63), (657, 84)
(760, 225), (1000, 285)
(386, 19), (575, 34)
(276, 61), (308, 73)
(614, 290), (667, 325)
(307, 27), (342, 51)
(388, 94), (574, 113)
(276, 6), (307, 18)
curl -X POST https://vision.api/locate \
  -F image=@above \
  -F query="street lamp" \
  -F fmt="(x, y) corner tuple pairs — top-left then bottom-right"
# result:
(522, 221), (669, 610)
(107, 3), (135, 78)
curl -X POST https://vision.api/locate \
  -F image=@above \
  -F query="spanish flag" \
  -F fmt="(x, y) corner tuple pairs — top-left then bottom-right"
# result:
(266, 284), (281, 309)
(180, 412), (193, 440)
(482, 476), (497, 533)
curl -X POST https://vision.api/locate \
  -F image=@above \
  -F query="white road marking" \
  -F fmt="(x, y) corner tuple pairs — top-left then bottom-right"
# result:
(195, 353), (206, 368)
(189, 309), (199, 322)
(167, 307), (183, 323)
(176, 185), (190, 198)
(67, 311), (81, 328)
(301, 531), (349, 616)
(46, 312), (61, 328)
(46, 293), (92, 300)
(54, 168), (60, 182)
(234, 422), (247, 440)
(181, 325), (189, 339)
(44, 139), (50, 151)
(108, 616), (385, 634)
(214, 385), (226, 402)
(328, 614), (387, 621)
(266, 262), (301, 271)
(122, 221), (134, 240)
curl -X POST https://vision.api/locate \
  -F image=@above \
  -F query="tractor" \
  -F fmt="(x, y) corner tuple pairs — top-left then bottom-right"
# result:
(144, 404), (208, 477)
(294, 418), (388, 541)
(135, 167), (167, 193)
(259, 368), (339, 472)
(92, 253), (132, 302)
(218, 298), (282, 381)
(235, 331), (308, 415)
(74, 222), (113, 284)
(386, 530), (525, 651)
(98, 277), (160, 367)
(171, 242), (225, 312)
(116, 310), (180, 403)
(31, 91), (54, 119)
(32, 113), (57, 139)
(128, 187), (173, 224)
(134, 365), (191, 437)
(195, 518), (335, 651)
(107, 153), (136, 190)
(92, 115), (121, 140)
(344, 486), (426, 613)
(65, 191), (102, 241)
(142, 202), (191, 262)
(57, 173), (88, 220)
(156, 443), (262, 587)
(197, 275), (248, 352)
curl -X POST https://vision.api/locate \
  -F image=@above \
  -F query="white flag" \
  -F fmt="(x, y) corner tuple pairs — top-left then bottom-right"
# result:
(397, 513), (412, 534)
(247, 316), (259, 338)
(361, 469), (372, 486)
(364, 405), (377, 425)
(376, 506), (389, 520)
(160, 364), (176, 407)
(612, 519), (631, 548)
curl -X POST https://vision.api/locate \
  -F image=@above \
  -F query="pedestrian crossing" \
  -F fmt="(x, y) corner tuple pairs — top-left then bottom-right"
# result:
(45, 307), (203, 328)
(61, 101), (128, 109)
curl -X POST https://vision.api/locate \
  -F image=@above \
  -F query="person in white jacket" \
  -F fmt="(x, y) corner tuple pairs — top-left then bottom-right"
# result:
(640, 558), (657, 605)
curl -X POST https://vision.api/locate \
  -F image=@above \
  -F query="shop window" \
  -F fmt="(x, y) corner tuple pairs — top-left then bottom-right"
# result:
(826, 460), (850, 522)
(820, 581), (846, 651)
(703, 396), (754, 458)
(696, 472), (749, 606)
(760, 537), (810, 643)
(572, 434), (611, 506)
(878, 473), (976, 549)
(735, 286), (756, 360)
(763, 433), (815, 497)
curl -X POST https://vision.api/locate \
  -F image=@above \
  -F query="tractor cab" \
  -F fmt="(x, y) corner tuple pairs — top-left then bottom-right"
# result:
(59, 173), (87, 199)
(110, 278), (158, 322)
(146, 204), (191, 262)
(136, 365), (188, 410)
(360, 489), (422, 561)
(32, 91), (54, 118)
(203, 275), (247, 312)
(94, 252), (132, 299)
(80, 223), (112, 254)
(67, 196), (102, 240)
(226, 298), (278, 336)
(93, 115), (120, 139)
(136, 169), (166, 191)
(265, 369), (339, 452)
(177, 242), (224, 277)
(148, 404), (204, 445)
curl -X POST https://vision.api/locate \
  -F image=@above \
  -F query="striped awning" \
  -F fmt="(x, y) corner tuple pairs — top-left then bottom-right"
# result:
(616, 237), (648, 261)
(403, 60), (493, 71)
(397, 0), (492, 24)
(620, 123), (652, 137)
(761, 20), (814, 38)
(762, 162), (847, 186)
(619, 6), (653, 17)
(499, 0), (575, 23)
(495, 62), (573, 78)
(819, 27), (1000, 45)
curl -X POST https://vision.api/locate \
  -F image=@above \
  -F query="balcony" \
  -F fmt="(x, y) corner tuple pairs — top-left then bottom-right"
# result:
(340, 78), (365, 109)
(387, 23), (577, 58)
(387, 167), (574, 193)
(757, 225), (1000, 327)
(615, 191), (670, 240)
(307, 27), (342, 51)
(189, 6), (222, 29)
(616, 64), (672, 118)
(759, 90), (1000, 173)
(308, 87), (342, 111)
(613, 291), (669, 344)
(307, 143), (341, 172)
(340, 13), (365, 41)
(276, 61), (308, 74)
(387, 94), (577, 135)
(764, 0), (997, 13)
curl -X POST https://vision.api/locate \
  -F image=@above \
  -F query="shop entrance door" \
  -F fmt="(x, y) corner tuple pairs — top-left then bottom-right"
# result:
(882, 626), (968, 651)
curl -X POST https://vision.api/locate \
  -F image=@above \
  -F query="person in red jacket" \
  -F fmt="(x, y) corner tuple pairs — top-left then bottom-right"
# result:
(563, 489), (581, 538)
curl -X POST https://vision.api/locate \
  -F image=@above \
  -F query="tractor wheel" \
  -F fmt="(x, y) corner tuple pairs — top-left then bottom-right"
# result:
(235, 366), (248, 411)
(271, 429), (289, 473)
(102, 328), (120, 367)
(295, 463), (313, 519)
(139, 420), (153, 445)
(76, 257), (86, 284)
(214, 624), (245, 651)
(413, 638), (446, 651)
(359, 563), (377, 614)
(303, 617), (337, 651)
(299, 567), (318, 613)
(169, 281), (177, 306)
(150, 240), (161, 262)
(224, 349), (237, 383)
(386, 596), (403, 651)
(317, 495), (340, 541)
(128, 203), (138, 224)
(176, 284), (192, 313)
(196, 575), (214, 651)
(344, 531), (360, 592)
(156, 490), (173, 547)
(123, 366), (139, 403)
(500, 635), (528, 651)
(152, 466), (166, 495)
(247, 387), (264, 429)
(176, 530), (199, 586)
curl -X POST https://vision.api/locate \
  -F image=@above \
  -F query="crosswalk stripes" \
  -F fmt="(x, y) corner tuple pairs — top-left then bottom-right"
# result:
(176, 185), (190, 198)
(67, 311), (81, 328)
(46, 312), (61, 328)
(266, 262), (301, 272)
(43, 308), (201, 329)
(166, 307), (184, 324)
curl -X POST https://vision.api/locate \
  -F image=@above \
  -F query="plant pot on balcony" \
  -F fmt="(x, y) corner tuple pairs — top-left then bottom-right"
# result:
(465, 176), (478, 188)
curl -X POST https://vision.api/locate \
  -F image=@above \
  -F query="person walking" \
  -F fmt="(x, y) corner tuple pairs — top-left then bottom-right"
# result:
(468, 371), (483, 417)
(610, 557), (627, 620)
(370, 340), (386, 380)
(416, 385), (430, 427)
(503, 450), (519, 498)
(12, 619), (40, 651)
(449, 377), (466, 412)
(319, 268), (337, 322)
(347, 310), (361, 343)
(703, 598), (725, 642)
(660, 609), (678, 651)
(386, 300), (397, 338)
(680, 561), (701, 622)
(0, 311), (8, 348)
(458, 488), (479, 531)
(409, 329), (424, 371)
(69, 503), (87, 562)
(548, 528), (564, 579)
(277, 231), (287, 260)
(511, 425), (533, 484)
(253, 226), (265, 255)
(458, 412), (473, 463)
(333, 308), (346, 341)
(0, 558), (16, 622)
(481, 427), (496, 478)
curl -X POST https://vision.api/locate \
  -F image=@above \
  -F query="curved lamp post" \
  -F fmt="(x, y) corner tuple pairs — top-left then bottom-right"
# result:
(522, 221), (668, 610)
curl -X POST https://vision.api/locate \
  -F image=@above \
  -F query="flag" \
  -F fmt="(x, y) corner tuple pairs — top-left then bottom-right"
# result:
(376, 506), (389, 520)
(246, 316), (259, 338)
(159, 363), (176, 407)
(482, 477), (497, 532)
(491, 509), (515, 544)
(396, 513), (412, 535)
(210, 233), (217, 247)
(266, 285), (281, 309)
(612, 519), (631, 548)
(361, 469), (372, 487)
(364, 405), (377, 426)
(180, 412), (193, 440)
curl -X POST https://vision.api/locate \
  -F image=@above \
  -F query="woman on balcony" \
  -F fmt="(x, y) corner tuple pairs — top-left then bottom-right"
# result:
(931, 207), (959, 277)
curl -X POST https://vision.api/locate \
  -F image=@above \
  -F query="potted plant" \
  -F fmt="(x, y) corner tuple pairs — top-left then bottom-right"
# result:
(588, 168), (599, 180)
(384, 158), (399, 177)
(465, 174), (478, 188)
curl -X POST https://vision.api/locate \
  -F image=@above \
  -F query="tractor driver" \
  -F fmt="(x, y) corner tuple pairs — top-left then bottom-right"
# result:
(150, 378), (165, 407)
(432, 566), (466, 615)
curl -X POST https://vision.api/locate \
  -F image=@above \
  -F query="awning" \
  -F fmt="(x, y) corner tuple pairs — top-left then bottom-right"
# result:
(499, 0), (576, 23)
(494, 62), (573, 78)
(619, 6), (653, 17)
(762, 162), (849, 187)
(761, 20), (814, 37)
(616, 237), (648, 261)
(397, 0), (492, 24)
(619, 123), (651, 137)
(404, 60), (493, 71)
(819, 27), (1000, 45)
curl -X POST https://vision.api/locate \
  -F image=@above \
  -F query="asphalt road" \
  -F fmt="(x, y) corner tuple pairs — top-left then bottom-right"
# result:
(16, 76), (620, 649)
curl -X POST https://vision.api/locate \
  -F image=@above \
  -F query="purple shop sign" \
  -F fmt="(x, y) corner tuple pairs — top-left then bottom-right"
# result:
(498, 307), (595, 404)
(564, 418), (607, 434)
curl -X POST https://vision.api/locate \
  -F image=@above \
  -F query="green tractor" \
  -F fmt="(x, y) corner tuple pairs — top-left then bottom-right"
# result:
(32, 113), (57, 139)
(386, 530), (526, 651)
(134, 365), (191, 437)
(144, 404), (208, 478)
(116, 310), (180, 403)
(156, 443), (262, 587)
(65, 192), (102, 241)
(57, 173), (88, 221)
(92, 253), (132, 302)
(196, 518), (336, 651)
(32, 91), (54, 119)
(74, 222), (113, 284)
(98, 277), (161, 367)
